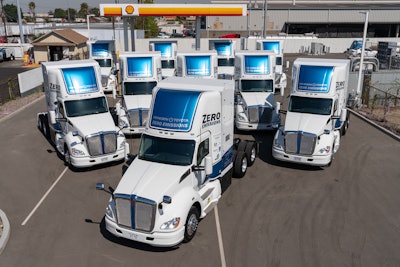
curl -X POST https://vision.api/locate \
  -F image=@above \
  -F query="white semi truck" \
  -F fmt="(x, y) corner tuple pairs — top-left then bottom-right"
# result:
(149, 40), (177, 78)
(272, 58), (350, 167)
(37, 60), (129, 169)
(176, 52), (218, 78)
(115, 51), (162, 135)
(234, 50), (283, 131)
(97, 77), (257, 247)
(87, 40), (117, 93)
(256, 39), (287, 92)
(209, 39), (236, 79)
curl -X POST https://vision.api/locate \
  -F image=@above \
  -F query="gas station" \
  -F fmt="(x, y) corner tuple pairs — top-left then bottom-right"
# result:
(99, 4), (247, 51)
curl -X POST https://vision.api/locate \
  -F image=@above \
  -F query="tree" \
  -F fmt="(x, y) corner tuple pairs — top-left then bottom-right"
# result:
(3, 4), (22, 22)
(28, 1), (35, 22)
(133, 0), (158, 38)
(54, 8), (67, 19)
(89, 7), (99, 16)
(78, 2), (89, 17)
(67, 8), (77, 21)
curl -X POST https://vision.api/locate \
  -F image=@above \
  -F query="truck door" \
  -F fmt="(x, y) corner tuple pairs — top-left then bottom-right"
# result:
(195, 131), (211, 186)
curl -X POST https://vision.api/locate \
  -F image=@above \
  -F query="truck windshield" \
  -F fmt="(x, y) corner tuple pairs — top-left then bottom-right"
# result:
(162, 60), (175, 69)
(124, 81), (157, 95)
(241, 80), (273, 93)
(139, 134), (195, 166)
(64, 97), (108, 117)
(289, 96), (332, 116)
(218, 58), (235, 67)
(95, 59), (112, 68)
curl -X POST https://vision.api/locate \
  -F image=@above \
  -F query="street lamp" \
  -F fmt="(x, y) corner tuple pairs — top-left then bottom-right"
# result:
(87, 14), (95, 40)
(355, 11), (369, 108)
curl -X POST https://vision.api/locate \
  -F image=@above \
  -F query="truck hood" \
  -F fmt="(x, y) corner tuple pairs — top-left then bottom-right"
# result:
(284, 112), (331, 135)
(100, 67), (112, 76)
(241, 92), (274, 107)
(123, 95), (152, 110)
(68, 113), (116, 137)
(114, 158), (191, 202)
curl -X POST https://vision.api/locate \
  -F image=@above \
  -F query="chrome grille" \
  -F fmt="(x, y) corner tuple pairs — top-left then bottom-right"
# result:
(86, 132), (117, 156)
(114, 195), (156, 232)
(284, 132), (317, 155)
(101, 75), (108, 87)
(127, 109), (149, 127)
(248, 106), (273, 124)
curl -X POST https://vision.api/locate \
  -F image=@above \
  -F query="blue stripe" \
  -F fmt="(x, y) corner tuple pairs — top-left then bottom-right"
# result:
(209, 146), (234, 180)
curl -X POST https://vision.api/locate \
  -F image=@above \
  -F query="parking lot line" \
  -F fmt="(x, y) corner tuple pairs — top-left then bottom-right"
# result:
(214, 206), (227, 267)
(21, 167), (69, 226)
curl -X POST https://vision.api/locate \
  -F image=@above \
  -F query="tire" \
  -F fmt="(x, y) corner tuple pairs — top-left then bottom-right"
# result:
(64, 146), (72, 167)
(183, 206), (200, 243)
(233, 151), (247, 178)
(341, 112), (350, 136)
(244, 141), (257, 167)
(38, 115), (50, 139)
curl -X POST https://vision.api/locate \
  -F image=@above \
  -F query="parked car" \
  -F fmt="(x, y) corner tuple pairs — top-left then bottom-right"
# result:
(157, 32), (170, 38)
(220, 33), (240, 38)
(170, 32), (184, 38)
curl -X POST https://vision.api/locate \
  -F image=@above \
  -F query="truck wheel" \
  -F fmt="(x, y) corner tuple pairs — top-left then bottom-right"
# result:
(341, 112), (350, 136)
(38, 115), (50, 139)
(233, 151), (247, 178)
(183, 206), (200, 243)
(64, 146), (72, 167)
(244, 141), (257, 167)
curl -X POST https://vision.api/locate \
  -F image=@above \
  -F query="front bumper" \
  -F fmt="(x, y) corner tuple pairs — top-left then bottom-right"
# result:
(70, 148), (126, 168)
(105, 216), (185, 247)
(272, 146), (331, 166)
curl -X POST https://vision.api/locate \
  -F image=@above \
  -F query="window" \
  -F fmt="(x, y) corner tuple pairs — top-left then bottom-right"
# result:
(197, 138), (209, 166)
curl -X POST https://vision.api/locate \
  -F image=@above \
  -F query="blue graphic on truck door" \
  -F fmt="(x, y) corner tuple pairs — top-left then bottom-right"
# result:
(262, 41), (281, 54)
(62, 67), (99, 94)
(214, 42), (233, 56)
(150, 89), (201, 131)
(154, 43), (172, 59)
(127, 57), (153, 77)
(91, 43), (110, 57)
(186, 56), (211, 76)
(298, 65), (333, 93)
(244, 55), (270, 74)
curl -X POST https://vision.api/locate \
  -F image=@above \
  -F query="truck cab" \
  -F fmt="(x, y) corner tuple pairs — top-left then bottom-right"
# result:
(149, 40), (177, 78)
(97, 77), (256, 247)
(176, 52), (218, 78)
(115, 51), (162, 135)
(209, 39), (236, 79)
(87, 40), (117, 94)
(272, 58), (350, 166)
(37, 60), (129, 168)
(234, 50), (283, 131)
(256, 39), (287, 93)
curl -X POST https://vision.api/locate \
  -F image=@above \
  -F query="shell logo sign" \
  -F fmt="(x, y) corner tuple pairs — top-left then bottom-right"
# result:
(100, 4), (247, 17)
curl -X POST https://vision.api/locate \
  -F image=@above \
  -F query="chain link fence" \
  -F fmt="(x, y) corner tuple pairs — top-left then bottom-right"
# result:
(360, 77), (400, 134)
(0, 76), (20, 105)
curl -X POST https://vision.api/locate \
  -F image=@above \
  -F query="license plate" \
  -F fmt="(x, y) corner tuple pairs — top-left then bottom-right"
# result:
(293, 156), (302, 162)
(101, 157), (108, 162)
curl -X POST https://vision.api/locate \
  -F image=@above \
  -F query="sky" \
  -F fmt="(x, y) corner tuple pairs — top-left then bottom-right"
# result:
(7, 0), (211, 14)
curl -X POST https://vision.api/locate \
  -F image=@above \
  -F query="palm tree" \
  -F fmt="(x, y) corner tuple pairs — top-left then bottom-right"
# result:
(79, 2), (89, 17)
(28, 1), (35, 23)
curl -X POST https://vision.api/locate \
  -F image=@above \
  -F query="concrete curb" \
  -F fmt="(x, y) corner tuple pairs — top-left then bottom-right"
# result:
(0, 209), (10, 255)
(349, 109), (400, 142)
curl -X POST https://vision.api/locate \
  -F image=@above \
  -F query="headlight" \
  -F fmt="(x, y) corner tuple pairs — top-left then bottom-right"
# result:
(71, 147), (85, 157)
(160, 217), (181, 230)
(105, 199), (115, 220)
(237, 112), (248, 122)
(319, 146), (331, 154)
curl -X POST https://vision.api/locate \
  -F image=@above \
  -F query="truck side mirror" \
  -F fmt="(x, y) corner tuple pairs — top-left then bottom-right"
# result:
(340, 108), (347, 122)
(204, 156), (212, 176)
(115, 102), (121, 116)
(49, 110), (56, 124)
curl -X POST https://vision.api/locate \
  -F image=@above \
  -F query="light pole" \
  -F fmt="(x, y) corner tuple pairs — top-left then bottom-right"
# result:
(262, 0), (268, 38)
(87, 14), (95, 40)
(355, 11), (369, 108)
